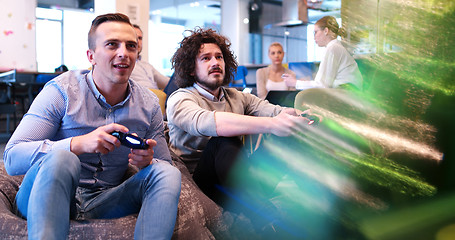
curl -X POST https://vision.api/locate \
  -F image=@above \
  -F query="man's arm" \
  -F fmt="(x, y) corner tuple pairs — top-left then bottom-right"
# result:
(167, 89), (305, 138)
(3, 84), (67, 175)
(70, 123), (128, 155)
(215, 108), (302, 137)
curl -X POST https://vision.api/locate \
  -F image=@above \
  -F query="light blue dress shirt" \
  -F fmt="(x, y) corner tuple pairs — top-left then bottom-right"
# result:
(3, 70), (171, 189)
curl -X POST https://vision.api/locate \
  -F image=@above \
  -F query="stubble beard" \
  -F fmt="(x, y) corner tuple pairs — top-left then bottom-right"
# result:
(196, 76), (224, 92)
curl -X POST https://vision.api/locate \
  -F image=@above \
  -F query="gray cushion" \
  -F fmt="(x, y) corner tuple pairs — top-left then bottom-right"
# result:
(0, 154), (231, 239)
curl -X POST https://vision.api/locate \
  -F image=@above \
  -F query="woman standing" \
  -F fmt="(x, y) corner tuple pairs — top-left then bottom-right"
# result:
(283, 16), (363, 90)
(255, 42), (297, 99)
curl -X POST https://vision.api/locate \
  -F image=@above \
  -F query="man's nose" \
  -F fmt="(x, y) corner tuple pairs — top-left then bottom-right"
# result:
(210, 57), (220, 66)
(117, 44), (128, 58)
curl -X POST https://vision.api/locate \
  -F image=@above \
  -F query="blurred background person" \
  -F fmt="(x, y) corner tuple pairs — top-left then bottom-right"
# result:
(130, 24), (170, 90)
(256, 42), (296, 99)
(283, 16), (363, 90)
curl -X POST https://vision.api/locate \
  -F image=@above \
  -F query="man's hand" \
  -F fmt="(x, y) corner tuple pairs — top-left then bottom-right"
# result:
(70, 123), (128, 155)
(268, 109), (303, 137)
(128, 138), (157, 168)
(268, 108), (322, 137)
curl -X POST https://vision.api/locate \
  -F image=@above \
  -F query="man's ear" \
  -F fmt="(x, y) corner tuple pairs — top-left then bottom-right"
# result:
(87, 49), (96, 66)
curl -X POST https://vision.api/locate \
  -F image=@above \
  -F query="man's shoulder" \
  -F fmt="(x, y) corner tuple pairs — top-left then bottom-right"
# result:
(46, 70), (88, 89)
(168, 87), (198, 99)
(129, 80), (156, 98)
(223, 87), (246, 97)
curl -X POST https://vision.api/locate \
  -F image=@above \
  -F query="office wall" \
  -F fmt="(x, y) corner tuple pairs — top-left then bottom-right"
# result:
(0, 0), (37, 71)
(95, 0), (150, 61)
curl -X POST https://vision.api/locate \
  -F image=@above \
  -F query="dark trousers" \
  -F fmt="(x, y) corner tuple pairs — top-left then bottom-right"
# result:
(192, 137), (244, 205)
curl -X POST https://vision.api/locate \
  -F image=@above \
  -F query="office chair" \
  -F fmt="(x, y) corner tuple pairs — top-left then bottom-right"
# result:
(229, 66), (255, 88)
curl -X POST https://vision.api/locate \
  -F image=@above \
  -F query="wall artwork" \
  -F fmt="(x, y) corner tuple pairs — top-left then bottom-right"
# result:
(0, 0), (37, 72)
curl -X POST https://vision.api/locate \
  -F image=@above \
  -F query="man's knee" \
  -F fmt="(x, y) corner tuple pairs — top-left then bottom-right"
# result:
(40, 150), (81, 181)
(146, 163), (181, 193)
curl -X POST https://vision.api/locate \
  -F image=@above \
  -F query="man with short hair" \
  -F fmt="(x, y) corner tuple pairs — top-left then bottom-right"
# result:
(3, 13), (181, 240)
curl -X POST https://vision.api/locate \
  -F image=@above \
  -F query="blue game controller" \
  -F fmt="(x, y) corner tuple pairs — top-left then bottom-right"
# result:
(111, 131), (149, 149)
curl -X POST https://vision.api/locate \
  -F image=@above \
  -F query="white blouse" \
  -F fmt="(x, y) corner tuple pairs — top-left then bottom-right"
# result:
(266, 79), (288, 92)
(296, 39), (363, 90)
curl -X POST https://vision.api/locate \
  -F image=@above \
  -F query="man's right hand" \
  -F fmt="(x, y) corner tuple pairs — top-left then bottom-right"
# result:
(269, 108), (322, 137)
(70, 123), (129, 155)
(268, 108), (302, 137)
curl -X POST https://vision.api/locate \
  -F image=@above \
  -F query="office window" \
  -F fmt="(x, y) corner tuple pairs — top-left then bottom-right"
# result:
(36, 8), (62, 72)
(36, 7), (94, 72)
(148, 22), (185, 76)
(62, 10), (94, 70)
(148, 1), (221, 75)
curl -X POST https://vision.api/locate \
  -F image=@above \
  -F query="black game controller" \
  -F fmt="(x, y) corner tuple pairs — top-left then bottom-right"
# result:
(300, 113), (320, 125)
(112, 131), (149, 149)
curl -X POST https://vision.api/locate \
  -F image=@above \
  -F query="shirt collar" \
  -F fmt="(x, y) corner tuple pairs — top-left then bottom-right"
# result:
(193, 83), (225, 101)
(86, 70), (132, 108)
(327, 39), (338, 47)
(86, 71), (101, 99)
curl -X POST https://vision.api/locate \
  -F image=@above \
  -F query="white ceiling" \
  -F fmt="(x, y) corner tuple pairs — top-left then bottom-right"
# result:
(149, 0), (221, 24)
(149, 0), (341, 26)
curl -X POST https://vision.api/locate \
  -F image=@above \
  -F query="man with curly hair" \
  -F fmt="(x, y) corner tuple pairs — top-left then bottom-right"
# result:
(166, 28), (311, 206)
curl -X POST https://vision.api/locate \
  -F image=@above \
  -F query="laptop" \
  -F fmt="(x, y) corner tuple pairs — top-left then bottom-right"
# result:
(265, 90), (299, 108)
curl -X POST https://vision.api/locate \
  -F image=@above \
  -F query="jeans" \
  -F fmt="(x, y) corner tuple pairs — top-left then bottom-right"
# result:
(16, 150), (181, 240)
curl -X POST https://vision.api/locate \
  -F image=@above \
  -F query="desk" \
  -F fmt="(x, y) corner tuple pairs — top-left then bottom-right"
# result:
(0, 70), (59, 113)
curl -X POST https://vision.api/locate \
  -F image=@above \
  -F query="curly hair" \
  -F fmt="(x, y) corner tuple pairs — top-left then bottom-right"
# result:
(171, 27), (238, 88)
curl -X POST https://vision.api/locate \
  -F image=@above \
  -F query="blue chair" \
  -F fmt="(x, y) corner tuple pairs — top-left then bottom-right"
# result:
(36, 73), (58, 84)
(288, 62), (316, 80)
(229, 66), (254, 88)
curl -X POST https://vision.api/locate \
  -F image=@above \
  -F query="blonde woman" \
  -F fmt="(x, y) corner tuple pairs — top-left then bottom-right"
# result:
(256, 42), (296, 99)
(283, 16), (363, 90)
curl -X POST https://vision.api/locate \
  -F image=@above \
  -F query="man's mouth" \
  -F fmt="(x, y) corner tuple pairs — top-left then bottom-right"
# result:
(113, 64), (129, 69)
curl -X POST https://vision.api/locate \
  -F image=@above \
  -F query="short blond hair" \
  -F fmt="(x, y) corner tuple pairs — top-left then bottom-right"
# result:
(268, 42), (284, 53)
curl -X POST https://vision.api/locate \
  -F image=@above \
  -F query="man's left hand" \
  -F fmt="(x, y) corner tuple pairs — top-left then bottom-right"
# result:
(128, 138), (157, 168)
